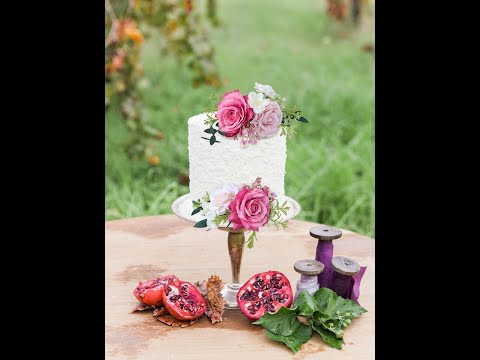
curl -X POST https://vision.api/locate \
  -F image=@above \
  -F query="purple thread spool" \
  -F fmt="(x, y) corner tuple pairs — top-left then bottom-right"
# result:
(293, 259), (324, 302)
(310, 225), (342, 288)
(330, 256), (360, 298)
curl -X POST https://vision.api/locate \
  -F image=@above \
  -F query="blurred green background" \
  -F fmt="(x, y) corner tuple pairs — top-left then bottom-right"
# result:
(105, 0), (375, 237)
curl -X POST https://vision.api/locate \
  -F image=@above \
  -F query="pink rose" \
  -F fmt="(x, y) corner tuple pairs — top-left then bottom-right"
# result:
(228, 187), (270, 231)
(217, 89), (254, 137)
(251, 101), (283, 138)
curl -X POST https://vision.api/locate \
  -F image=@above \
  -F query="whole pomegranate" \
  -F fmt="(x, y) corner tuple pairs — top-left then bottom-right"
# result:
(237, 271), (293, 321)
(162, 279), (207, 321)
(133, 275), (177, 307)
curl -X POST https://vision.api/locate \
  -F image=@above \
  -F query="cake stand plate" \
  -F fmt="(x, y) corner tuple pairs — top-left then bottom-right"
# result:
(172, 193), (301, 308)
(171, 193), (301, 224)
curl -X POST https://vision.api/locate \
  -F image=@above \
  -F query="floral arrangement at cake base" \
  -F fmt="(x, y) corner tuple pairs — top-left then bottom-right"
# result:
(191, 178), (290, 248)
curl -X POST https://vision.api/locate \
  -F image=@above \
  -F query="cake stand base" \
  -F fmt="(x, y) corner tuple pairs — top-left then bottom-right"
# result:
(221, 283), (242, 309)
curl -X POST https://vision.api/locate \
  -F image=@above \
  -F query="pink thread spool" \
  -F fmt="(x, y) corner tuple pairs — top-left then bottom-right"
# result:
(293, 259), (324, 302)
(310, 225), (342, 288)
(330, 256), (360, 298)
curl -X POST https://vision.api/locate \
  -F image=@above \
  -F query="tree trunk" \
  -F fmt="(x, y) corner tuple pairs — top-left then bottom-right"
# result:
(352, 0), (361, 24)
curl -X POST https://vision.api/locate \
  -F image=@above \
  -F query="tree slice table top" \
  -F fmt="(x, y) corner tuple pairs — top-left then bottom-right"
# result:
(105, 215), (375, 360)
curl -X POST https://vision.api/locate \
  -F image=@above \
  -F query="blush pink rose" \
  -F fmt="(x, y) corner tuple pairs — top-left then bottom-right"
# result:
(217, 89), (254, 137)
(228, 187), (270, 231)
(251, 101), (283, 138)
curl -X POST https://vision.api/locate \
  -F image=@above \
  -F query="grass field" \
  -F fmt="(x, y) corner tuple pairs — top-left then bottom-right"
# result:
(105, 0), (375, 237)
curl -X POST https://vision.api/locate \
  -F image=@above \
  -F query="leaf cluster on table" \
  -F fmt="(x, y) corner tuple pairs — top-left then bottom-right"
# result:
(252, 288), (367, 353)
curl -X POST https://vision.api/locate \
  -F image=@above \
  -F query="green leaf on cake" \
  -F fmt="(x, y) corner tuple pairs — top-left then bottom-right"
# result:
(217, 130), (226, 136)
(204, 127), (217, 134)
(210, 135), (217, 145)
(193, 219), (208, 228)
(297, 116), (309, 123)
(191, 207), (202, 216)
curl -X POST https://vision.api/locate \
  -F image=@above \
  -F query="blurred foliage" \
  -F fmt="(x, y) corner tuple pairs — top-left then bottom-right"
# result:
(326, 0), (373, 23)
(326, 0), (348, 21)
(105, 0), (221, 163)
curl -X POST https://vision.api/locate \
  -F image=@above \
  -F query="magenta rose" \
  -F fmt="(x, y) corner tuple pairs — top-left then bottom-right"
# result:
(217, 89), (254, 137)
(251, 101), (283, 138)
(228, 187), (270, 231)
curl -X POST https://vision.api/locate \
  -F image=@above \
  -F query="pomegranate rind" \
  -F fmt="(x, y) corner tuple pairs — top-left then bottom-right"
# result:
(133, 275), (178, 306)
(162, 280), (207, 321)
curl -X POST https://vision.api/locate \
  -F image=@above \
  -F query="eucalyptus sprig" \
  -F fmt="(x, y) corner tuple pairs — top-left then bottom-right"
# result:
(268, 199), (290, 230)
(203, 93), (222, 127)
(201, 94), (225, 145)
(280, 105), (308, 137)
(212, 213), (229, 227)
(191, 199), (203, 216)
(246, 230), (257, 249)
(201, 121), (225, 145)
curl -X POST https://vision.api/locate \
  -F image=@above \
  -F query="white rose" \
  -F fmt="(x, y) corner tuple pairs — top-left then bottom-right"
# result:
(248, 92), (269, 114)
(209, 183), (239, 215)
(254, 82), (277, 99)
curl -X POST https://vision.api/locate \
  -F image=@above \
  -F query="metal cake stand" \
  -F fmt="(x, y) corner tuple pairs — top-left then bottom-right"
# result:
(171, 193), (301, 308)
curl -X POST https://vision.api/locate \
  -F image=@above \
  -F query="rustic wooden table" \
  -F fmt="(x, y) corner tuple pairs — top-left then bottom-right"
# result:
(105, 215), (375, 360)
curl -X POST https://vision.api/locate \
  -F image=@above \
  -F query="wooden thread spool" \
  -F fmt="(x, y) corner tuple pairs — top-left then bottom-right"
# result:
(293, 259), (324, 301)
(330, 256), (360, 298)
(310, 225), (342, 288)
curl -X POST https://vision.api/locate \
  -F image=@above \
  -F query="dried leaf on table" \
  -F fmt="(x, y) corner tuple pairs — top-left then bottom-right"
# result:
(130, 303), (156, 313)
(152, 307), (199, 327)
(195, 274), (225, 324)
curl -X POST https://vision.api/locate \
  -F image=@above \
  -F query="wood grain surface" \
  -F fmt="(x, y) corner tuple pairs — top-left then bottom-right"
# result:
(105, 215), (375, 360)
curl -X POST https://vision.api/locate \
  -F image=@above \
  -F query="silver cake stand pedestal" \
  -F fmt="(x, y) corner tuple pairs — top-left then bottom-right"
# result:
(171, 193), (301, 309)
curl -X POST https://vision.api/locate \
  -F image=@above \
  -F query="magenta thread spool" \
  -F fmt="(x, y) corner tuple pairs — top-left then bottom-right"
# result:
(310, 225), (342, 288)
(330, 256), (360, 298)
(293, 259), (324, 302)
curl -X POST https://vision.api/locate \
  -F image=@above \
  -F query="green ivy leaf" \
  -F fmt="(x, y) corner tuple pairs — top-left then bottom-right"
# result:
(297, 116), (309, 123)
(191, 207), (202, 216)
(217, 130), (226, 136)
(309, 319), (342, 350)
(210, 135), (216, 145)
(312, 288), (367, 338)
(193, 219), (208, 228)
(291, 290), (320, 317)
(313, 288), (367, 320)
(252, 306), (300, 336)
(264, 323), (312, 354)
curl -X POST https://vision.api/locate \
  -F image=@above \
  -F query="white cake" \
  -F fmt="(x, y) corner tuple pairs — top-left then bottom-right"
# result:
(188, 113), (287, 200)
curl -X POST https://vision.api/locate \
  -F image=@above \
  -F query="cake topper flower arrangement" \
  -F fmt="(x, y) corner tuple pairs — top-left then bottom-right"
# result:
(202, 82), (308, 147)
(192, 178), (290, 248)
